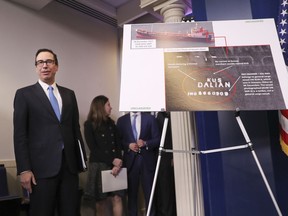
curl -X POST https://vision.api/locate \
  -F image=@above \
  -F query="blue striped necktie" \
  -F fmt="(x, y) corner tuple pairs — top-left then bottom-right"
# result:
(132, 114), (138, 141)
(48, 86), (61, 121)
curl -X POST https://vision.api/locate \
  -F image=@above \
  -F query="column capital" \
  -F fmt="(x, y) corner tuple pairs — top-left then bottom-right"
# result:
(140, 0), (192, 23)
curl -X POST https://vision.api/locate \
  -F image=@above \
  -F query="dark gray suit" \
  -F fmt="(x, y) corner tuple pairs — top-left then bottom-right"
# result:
(13, 82), (85, 216)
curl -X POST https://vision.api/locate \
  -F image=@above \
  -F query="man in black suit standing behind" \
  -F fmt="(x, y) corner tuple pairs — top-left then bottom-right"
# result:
(13, 48), (86, 216)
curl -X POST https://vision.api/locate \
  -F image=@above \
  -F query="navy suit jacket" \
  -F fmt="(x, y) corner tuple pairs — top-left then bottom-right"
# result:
(116, 112), (160, 172)
(13, 82), (85, 178)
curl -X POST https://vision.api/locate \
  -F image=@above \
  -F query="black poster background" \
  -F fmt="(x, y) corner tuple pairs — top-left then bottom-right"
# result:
(164, 46), (285, 111)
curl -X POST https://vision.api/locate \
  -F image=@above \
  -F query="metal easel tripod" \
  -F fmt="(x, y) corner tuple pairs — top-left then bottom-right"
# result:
(147, 110), (282, 216)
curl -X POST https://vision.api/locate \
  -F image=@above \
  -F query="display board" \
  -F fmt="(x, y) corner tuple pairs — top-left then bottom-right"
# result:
(119, 19), (288, 111)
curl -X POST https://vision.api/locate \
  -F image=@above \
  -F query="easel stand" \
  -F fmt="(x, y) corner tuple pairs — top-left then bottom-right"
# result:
(147, 111), (282, 216)
(147, 118), (169, 216)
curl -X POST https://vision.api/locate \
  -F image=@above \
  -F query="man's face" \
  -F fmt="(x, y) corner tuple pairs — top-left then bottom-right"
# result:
(35, 51), (58, 85)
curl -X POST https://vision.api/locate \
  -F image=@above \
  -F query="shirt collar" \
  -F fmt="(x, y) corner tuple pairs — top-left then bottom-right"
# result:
(38, 79), (56, 90)
(130, 112), (140, 117)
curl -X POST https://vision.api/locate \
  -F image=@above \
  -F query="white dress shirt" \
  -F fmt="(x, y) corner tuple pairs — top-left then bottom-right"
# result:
(38, 79), (62, 114)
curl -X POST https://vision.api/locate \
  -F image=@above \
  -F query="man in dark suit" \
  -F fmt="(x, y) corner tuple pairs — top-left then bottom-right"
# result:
(13, 48), (86, 216)
(117, 112), (160, 216)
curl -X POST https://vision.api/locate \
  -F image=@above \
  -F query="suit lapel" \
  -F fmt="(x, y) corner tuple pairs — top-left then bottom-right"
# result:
(58, 85), (71, 122)
(125, 114), (135, 140)
(34, 82), (60, 121)
(139, 113), (145, 139)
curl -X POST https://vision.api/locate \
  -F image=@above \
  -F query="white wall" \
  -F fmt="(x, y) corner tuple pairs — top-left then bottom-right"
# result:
(0, 0), (121, 161)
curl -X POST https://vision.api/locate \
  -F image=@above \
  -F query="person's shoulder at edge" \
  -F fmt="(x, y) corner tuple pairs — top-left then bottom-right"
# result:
(15, 83), (38, 92)
(116, 112), (130, 121)
(57, 84), (75, 93)
(84, 119), (92, 126)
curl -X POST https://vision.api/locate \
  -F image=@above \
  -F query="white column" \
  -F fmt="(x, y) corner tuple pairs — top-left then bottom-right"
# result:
(159, 3), (186, 23)
(140, 0), (192, 23)
(171, 112), (204, 216)
(139, 1), (204, 215)
(158, 2), (204, 216)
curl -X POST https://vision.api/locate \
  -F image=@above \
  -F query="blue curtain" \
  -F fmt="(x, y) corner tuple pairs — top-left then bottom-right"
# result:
(250, 0), (280, 20)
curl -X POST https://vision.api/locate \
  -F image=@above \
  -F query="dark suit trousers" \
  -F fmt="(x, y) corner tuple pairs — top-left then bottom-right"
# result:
(127, 154), (155, 216)
(155, 157), (177, 216)
(29, 153), (79, 216)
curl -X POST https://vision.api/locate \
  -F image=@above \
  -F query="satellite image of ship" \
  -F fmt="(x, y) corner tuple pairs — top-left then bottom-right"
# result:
(135, 23), (214, 42)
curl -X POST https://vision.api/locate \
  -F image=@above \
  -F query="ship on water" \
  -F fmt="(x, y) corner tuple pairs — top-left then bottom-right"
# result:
(135, 24), (214, 42)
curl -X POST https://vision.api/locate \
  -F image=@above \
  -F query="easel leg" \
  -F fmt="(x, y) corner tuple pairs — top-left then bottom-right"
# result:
(147, 118), (169, 216)
(235, 110), (282, 216)
(147, 112), (282, 215)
